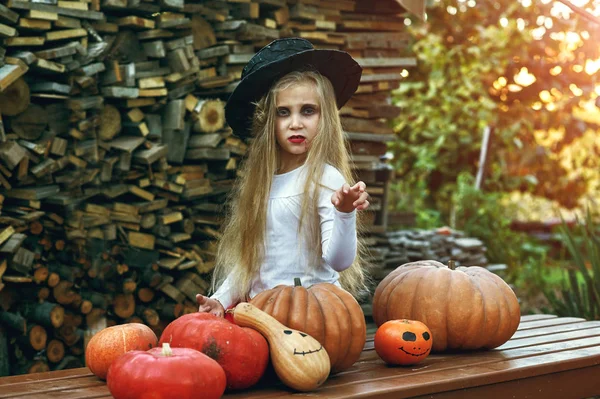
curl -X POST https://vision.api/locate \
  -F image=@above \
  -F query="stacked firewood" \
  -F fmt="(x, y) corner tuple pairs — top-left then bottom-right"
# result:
(0, 0), (421, 376)
(0, 0), (240, 376)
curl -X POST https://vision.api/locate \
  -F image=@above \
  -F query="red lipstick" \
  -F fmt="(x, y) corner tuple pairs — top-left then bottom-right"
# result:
(288, 135), (306, 144)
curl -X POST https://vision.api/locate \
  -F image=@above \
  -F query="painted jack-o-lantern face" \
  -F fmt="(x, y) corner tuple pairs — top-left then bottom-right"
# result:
(374, 319), (433, 365)
(282, 329), (324, 356)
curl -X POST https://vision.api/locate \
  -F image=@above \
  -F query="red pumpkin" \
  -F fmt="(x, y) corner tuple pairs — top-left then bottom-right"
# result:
(374, 319), (432, 366)
(159, 313), (269, 390)
(107, 343), (226, 399)
(86, 323), (158, 380)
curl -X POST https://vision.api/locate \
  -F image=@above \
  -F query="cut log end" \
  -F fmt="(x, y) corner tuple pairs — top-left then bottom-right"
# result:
(193, 99), (225, 133)
(113, 293), (136, 319)
(99, 104), (122, 141)
(0, 78), (30, 117)
(26, 359), (50, 374)
(28, 325), (47, 351)
(46, 339), (65, 363)
(50, 305), (65, 328)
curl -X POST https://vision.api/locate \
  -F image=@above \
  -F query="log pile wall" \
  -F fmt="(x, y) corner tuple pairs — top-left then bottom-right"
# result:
(0, 0), (420, 375)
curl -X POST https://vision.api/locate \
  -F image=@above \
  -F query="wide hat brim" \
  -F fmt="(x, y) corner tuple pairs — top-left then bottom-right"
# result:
(225, 47), (362, 138)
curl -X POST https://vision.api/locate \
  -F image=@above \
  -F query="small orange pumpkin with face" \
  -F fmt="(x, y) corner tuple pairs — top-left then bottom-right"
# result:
(374, 319), (432, 366)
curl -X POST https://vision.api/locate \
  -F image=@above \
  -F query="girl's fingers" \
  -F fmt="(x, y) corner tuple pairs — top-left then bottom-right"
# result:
(196, 294), (206, 305)
(357, 200), (370, 211)
(353, 192), (370, 207)
(342, 183), (350, 194)
(331, 191), (341, 206)
(352, 181), (366, 193)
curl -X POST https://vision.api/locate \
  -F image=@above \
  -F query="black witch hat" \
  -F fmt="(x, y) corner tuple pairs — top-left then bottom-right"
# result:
(225, 38), (362, 138)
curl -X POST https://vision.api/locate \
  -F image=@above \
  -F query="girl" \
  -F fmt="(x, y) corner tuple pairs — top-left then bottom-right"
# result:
(196, 38), (371, 317)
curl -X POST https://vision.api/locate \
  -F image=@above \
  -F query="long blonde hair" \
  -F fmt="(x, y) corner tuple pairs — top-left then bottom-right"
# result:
(212, 70), (370, 301)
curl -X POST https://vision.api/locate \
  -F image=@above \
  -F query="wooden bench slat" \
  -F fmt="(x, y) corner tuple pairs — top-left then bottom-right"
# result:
(497, 326), (600, 350)
(0, 368), (92, 386)
(519, 314), (557, 323)
(15, 384), (111, 399)
(410, 364), (600, 399)
(0, 376), (104, 398)
(511, 321), (600, 340)
(516, 317), (586, 331)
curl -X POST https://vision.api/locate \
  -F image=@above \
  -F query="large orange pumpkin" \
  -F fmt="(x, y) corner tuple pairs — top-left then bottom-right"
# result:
(250, 278), (366, 373)
(373, 260), (520, 352)
(85, 323), (158, 380)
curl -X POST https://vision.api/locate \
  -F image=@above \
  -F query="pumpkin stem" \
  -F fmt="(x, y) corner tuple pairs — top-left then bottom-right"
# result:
(448, 260), (456, 270)
(161, 343), (173, 357)
(294, 277), (302, 287)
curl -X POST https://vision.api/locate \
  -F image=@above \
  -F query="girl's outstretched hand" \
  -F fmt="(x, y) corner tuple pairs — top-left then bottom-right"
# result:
(331, 181), (370, 213)
(196, 294), (225, 318)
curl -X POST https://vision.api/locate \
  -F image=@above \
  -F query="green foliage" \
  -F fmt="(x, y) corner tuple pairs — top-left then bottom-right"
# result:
(451, 173), (549, 282)
(389, 0), (599, 215)
(543, 211), (600, 319)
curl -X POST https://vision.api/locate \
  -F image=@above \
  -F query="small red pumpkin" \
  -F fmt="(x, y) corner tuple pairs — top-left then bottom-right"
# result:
(86, 323), (158, 380)
(159, 313), (269, 390)
(107, 343), (226, 399)
(374, 319), (432, 366)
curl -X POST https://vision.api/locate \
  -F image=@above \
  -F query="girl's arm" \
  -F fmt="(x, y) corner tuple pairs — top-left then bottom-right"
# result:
(210, 274), (235, 309)
(320, 206), (357, 272)
(319, 167), (369, 272)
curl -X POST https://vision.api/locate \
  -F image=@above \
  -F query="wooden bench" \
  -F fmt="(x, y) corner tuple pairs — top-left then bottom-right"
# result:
(1, 314), (599, 399)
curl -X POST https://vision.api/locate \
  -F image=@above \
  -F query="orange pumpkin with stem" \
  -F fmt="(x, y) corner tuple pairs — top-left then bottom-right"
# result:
(250, 278), (366, 373)
(85, 323), (158, 380)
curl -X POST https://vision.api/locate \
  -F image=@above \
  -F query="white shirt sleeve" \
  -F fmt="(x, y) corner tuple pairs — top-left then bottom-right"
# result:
(321, 208), (357, 272)
(210, 274), (235, 309)
(318, 165), (357, 272)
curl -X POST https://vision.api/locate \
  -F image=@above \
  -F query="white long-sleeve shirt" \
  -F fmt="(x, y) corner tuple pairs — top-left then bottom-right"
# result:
(211, 163), (357, 309)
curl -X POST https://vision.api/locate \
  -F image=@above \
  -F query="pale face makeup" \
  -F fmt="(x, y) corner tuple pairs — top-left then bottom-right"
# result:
(274, 81), (320, 174)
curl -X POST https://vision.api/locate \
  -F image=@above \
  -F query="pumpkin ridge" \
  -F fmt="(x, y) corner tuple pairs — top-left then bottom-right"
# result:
(483, 277), (502, 348)
(408, 267), (431, 322)
(421, 266), (449, 351)
(481, 271), (519, 348)
(271, 286), (293, 322)
(383, 271), (414, 325)
(467, 273), (490, 350)
(475, 272), (503, 348)
(121, 328), (127, 354)
(263, 286), (284, 316)
(311, 288), (342, 368)
(250, 290), (270, 309)
(461, 274), (484, 350)
(393, 267), (426, 320)
(373, 266), (412, 325)
(325, 284), (366, 371)
(306, 290), (326, 342)
(290, 282), (309, 332)
(317, 286), (352, 371)
(443, 267), (452, 351)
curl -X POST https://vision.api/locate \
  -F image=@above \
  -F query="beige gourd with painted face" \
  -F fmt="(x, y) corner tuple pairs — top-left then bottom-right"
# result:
(230, 302), (330, 392)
